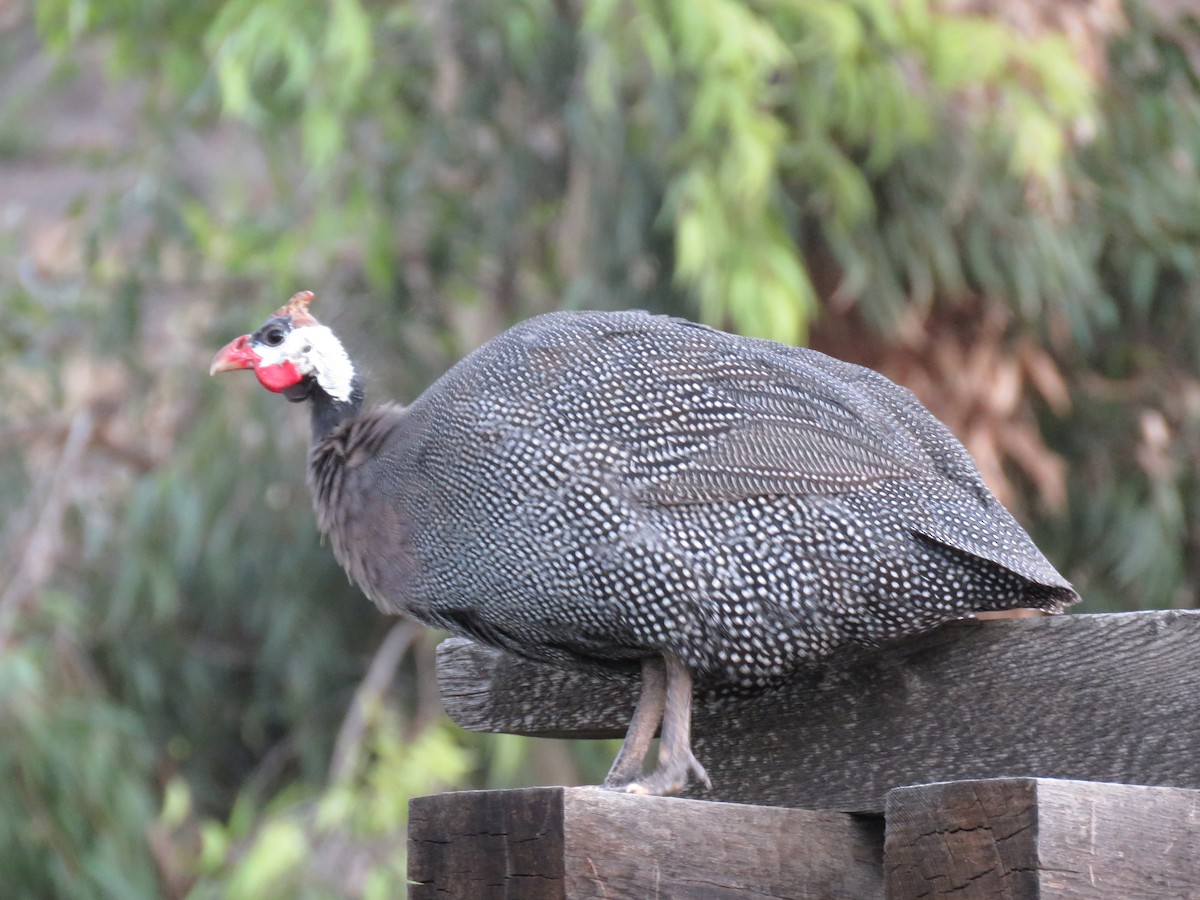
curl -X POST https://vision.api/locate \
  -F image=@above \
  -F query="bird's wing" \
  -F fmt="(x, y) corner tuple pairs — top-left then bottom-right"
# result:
(577, 319), (1070, 591)
(561, 317), (945, 504)
(453, 310), (986, 504)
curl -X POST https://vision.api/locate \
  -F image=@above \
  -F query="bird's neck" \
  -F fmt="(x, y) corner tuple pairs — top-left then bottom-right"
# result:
(291, 375), (365, 443)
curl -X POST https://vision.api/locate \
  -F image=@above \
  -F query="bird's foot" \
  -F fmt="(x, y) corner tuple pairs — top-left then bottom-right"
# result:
(620, 750), (711, 797)
(598, 652), (709, 797)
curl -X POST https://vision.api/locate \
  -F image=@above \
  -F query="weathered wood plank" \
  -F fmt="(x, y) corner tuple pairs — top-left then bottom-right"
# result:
(436, 611), (1200, 812)
(408, 788), (565, 899)
(884, 778), (1200, 899)
(408, 787), (884, 899)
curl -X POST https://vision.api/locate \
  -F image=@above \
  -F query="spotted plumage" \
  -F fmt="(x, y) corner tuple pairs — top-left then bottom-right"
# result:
(213, 299), (1079, 796)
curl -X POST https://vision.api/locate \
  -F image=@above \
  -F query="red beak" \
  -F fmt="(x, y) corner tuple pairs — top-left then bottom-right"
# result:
(209, 335), (260, 375)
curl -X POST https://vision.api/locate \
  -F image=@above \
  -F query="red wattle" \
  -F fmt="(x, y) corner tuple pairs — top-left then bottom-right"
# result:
(254, 360), (304, 393)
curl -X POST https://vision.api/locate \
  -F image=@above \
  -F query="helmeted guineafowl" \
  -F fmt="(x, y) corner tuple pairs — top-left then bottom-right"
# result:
(212, 292), (1078, 795)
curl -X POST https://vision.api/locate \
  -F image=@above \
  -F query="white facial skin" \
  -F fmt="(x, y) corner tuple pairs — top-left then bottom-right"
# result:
(255, 323), (356, 402)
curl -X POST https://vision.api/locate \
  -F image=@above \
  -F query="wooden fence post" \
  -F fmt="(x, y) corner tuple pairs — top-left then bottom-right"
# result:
(885, 778), (1200, 899)
(409, 787), (884, 899)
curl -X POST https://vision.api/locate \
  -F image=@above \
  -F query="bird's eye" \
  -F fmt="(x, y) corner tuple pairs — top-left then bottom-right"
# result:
(264, 328), (285, 347)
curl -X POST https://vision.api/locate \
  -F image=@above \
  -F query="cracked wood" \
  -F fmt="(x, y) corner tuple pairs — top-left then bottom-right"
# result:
(407, 787), (883, 899)
(885, 778), (1200, 898)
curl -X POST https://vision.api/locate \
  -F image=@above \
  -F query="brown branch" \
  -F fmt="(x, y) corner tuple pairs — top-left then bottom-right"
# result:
(0, 410), (94, 645)
(328, 620), (425, 784)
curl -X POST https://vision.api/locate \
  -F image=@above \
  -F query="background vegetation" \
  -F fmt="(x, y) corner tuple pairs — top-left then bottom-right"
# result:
(2, 0), (1198, 895)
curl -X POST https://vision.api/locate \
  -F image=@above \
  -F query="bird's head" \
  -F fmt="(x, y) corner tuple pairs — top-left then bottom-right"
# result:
(209, 291), (356, 404)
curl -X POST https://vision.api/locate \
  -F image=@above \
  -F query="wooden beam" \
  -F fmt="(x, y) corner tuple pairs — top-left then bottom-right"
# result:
(436, 611), (1200, 812)
(884, 778), (1200, 898)
(408, 787), (884, 899)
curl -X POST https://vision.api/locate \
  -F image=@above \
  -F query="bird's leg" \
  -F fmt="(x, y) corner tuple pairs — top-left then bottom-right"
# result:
(602, 656), (665, 789)
(625, 653), (711, 796)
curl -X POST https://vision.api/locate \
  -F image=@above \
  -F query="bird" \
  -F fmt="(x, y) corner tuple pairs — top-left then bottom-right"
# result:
(211, 291), (1079, 796)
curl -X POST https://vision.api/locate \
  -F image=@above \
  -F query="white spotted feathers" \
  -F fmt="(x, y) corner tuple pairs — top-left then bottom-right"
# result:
(310, 309), (1079, 691)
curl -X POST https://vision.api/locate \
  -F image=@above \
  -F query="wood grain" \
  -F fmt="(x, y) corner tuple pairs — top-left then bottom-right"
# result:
(408, 788), (565, 899)
(436, 611), (1200, 813)
(408, 787), (884, 899)
(885, 778), (1200, 899)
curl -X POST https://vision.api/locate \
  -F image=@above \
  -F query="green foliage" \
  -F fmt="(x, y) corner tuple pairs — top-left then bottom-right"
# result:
(206, 0), (373, 170)
(35, 0), (1097, 342)
(188, 713), (472, 899)
(93, 392), (386, 809)
(0, 614), (159, 899)
(581, 0), (1095, 342)
(1044, 4), (1200, 608)
(584, 0), (812, 339)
